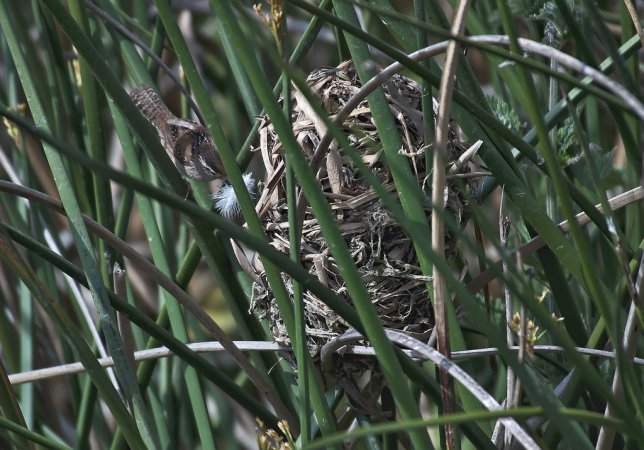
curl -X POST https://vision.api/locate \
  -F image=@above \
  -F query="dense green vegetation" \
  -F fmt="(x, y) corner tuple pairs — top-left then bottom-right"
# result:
(0, 1), (641, 449)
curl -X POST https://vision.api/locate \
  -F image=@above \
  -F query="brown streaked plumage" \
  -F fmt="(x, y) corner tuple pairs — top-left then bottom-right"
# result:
(129, 85), (226, 181)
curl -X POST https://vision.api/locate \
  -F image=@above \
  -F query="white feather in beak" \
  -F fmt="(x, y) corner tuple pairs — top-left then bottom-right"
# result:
(212, 172), (256, 218)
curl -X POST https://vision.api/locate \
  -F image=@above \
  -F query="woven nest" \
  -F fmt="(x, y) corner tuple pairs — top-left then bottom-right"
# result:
(247, 61), (472, 357)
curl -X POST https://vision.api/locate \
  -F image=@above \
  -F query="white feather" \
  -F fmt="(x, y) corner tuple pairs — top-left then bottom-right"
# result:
(212, 173), (256, 218)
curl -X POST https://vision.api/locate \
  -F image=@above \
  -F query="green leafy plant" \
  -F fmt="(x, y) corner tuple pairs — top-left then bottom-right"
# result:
(0, 1), (641, 449)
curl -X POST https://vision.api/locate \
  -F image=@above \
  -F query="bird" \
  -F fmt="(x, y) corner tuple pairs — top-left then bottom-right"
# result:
(129, 85), (256, 218)
(129, 84), (227, 181)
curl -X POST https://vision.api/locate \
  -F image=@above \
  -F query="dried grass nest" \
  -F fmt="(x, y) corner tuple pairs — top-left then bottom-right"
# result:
(246, 60), (474, 357)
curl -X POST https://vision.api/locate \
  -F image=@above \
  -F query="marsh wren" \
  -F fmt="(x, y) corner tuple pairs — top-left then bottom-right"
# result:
(129, 85), (227, 181)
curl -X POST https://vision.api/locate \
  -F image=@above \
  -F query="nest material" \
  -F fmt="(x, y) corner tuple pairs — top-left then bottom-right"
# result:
(249, 61), (471, 356)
